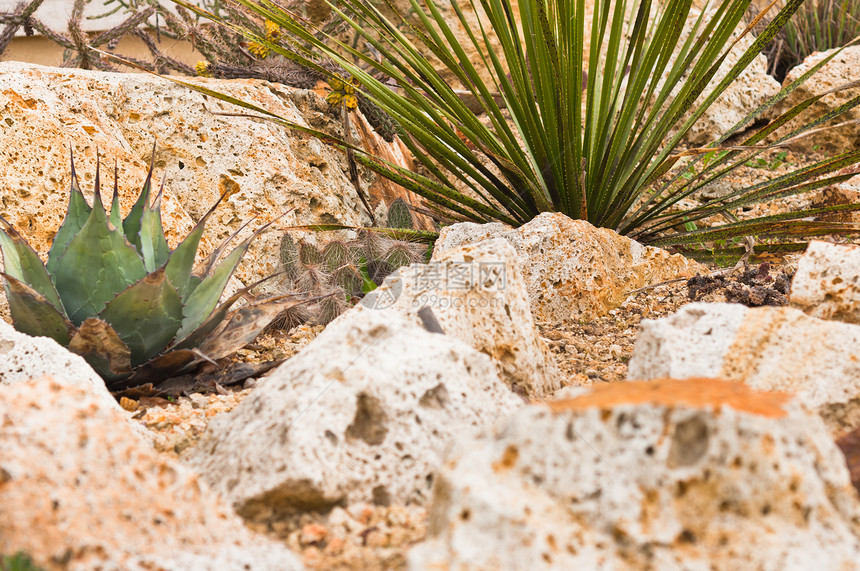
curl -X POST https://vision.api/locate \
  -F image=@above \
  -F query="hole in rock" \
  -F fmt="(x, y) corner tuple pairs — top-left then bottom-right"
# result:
(419, 383), (451, 409)
(346, 392), (389, 445)
(667, 415), (710, 467)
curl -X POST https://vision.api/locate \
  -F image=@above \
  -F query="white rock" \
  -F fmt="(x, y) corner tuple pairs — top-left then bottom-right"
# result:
(409, 378), (860, 571)
(790, 240), (860, 324)
(362, 238), (560, 397)
(0, 319), (103, 389)
(0, 377), (304, 571)
(0, 321), (160, 441)
(773, 46), (860, 155)
(432, 222), (512, 252)
(628, 302), (860, 435)
(187, 308), (524, 520)
(433, 213), (704, 323)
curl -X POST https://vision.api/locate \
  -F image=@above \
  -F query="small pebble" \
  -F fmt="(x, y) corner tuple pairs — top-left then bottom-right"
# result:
(301, 523), (328, 545)
(119, 397), (138, 412)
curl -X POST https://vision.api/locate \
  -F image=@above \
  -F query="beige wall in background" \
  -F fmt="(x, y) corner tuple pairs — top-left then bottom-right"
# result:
(0, 0), (203, 71)
(1, 34), (202, 71)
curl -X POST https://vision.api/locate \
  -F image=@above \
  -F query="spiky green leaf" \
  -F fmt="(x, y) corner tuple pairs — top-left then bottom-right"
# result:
(173, 274), (291, 350)
(164, 191), (227, 301)
(122, 156), (154, 254)
(0, 217), (64, 312)
(174, 239), (250, 341)
(109, 165), (122, 230)
(98, 268), (183, 367)
(0, 273), (75, 345)
(52, 189), (148, 325)
(47, 162), (91, 274)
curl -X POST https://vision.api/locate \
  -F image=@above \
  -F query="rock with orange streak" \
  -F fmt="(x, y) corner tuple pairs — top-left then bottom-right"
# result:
(409, 379), (860, 570)
(629, 302), (860, 436)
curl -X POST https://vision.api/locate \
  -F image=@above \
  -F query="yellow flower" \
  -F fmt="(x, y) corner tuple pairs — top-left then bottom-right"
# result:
(326, 76), (360, 109)
(325, 91), (343, 106)
(195, 60), (212, 77)
(264, 20), (281, 41)
(248, 40), (269, 59)
(342, 94), (358, 110)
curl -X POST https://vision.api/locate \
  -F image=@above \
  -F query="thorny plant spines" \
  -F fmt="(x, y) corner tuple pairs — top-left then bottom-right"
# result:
(273, 201), (426, 327)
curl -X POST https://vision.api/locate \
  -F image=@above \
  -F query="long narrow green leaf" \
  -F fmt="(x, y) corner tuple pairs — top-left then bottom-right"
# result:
(164, 0), (860, 260)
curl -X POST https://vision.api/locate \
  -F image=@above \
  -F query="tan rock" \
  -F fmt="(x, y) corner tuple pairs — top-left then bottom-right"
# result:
(0, 376), (304, 570)
(433, 213), (705, 323)
(791, 240), (860, 324)
(0, 61), (420, 295)
(363, 238), (561, 397)
(629, 302), (860, 436)
(187, 309), (523, 519)
(409, 379), (860, 570)
(773, 46), (860, 155)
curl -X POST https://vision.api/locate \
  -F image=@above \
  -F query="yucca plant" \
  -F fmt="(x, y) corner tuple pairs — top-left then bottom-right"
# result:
(0, 151), (308, 389)
(161, 0), (860, 264)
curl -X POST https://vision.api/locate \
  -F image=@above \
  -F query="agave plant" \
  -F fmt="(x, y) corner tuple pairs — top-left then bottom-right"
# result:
(0, 151), (307, 389)
(160, 0), (860, 265)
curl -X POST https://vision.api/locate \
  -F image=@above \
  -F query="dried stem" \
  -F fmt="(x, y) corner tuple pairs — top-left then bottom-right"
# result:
(0, 0), (47, 53)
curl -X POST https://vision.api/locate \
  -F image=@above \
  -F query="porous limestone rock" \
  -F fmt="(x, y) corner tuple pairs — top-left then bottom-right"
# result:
(808, 171), (860, 224)
(790, 240), (860, 324)
(0, 377), (304, 571)
(0, 61), (420, 294)
(0, 319), (103, 389)
(187, 308), (523, 522)
(409, 379), (860, 571)
(362, 238), (561, 397)
(0, 319), (134, 419)
(628, 302), (860, 435)
(773, 46), (860, 155)
(432, 213), (704, 323)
